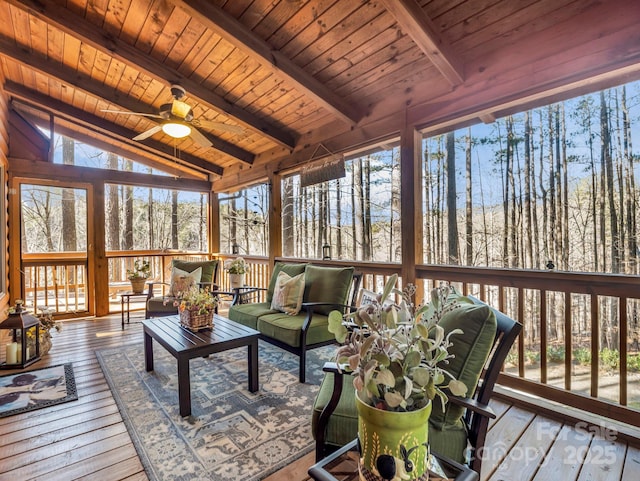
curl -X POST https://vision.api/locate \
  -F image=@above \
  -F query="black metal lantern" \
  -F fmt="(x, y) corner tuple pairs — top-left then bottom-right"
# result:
(1, 301), (40, 369)
(322, 244), (332, 260)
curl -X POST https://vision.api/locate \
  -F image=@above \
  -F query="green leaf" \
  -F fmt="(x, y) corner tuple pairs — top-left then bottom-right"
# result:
(448, 379), (468, 396)
(328, 311), (348, 343)
(384, 391), (404, 408)
(405, 350), (421, 368)
(373, 352), (391, 366)
(411, 367), (431, 386)
(376, 368), (396, 387)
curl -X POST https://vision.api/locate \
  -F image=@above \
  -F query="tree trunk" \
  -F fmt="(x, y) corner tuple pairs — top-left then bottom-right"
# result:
(61, 137), (77, 251)
(446, 132), (459, 264)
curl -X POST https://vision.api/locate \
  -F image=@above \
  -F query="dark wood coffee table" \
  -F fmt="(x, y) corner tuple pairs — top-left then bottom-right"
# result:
(308, 439), (479, 481)
(143, 314), (260, 417)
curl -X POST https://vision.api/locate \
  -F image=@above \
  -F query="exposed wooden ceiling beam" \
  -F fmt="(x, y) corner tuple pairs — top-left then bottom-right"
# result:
(10, 157), (211, 192)
(0, 34), (255, 166)
(5, 0), (296, 149)
(5, 81), (224, 176)
(379, 0), (464, 86)
(174, 0), (362, 126)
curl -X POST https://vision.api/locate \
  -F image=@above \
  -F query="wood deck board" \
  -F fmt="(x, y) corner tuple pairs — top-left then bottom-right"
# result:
(0, 314), (636, 481)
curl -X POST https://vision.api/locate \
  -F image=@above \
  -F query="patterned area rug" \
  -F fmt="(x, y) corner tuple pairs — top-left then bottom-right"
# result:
(0, 363), (77, 418)
(97, 340), (334, 481)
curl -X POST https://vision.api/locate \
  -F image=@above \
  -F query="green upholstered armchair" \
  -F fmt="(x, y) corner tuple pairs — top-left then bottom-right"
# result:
(312, 295), (522, 476)
(228, 262), (361, 383)
(145, 259), (219, 319)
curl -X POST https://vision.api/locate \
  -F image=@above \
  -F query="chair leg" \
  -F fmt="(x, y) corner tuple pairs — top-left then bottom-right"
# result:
(299, 345), (307, 383)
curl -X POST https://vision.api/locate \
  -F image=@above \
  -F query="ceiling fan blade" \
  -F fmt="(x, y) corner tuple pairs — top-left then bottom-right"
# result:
(194, 119), (244, 134)
(189, 126), (213, 147)
(133, 125), (163, 141)
(101, 109), (163, 119)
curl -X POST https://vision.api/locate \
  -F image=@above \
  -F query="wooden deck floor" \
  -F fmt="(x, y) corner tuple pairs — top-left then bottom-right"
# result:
(1, 314), (639, 481)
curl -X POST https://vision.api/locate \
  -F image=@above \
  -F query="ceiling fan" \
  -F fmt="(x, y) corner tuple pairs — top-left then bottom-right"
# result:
(102, 85), (243, 147)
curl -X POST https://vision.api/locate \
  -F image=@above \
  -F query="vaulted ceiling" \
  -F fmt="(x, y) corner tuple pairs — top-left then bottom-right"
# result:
(1, 0), (640, 191)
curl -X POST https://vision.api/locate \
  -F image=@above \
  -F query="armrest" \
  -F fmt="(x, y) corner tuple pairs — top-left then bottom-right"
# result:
(146, 281), (170, 299)
(315, 361), (348, 461)
(446, 394), (496, 419)
(231, 286), (267, 305)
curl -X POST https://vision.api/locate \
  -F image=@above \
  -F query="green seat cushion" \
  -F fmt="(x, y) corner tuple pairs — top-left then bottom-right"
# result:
(172, 259), (218, 284)
(430, 296), (497, 427)
(303, 265), (355, 315)
(266, 262), (308, 303)
(429, 420), (468, 464)
(312, 372), (358, 447)
(228, 302), (277, 330)
(146, 296), (178, 314)
(257, 311), (334, 347)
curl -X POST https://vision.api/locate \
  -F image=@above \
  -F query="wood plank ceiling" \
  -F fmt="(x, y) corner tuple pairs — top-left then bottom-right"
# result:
(0, 0), (640, 189)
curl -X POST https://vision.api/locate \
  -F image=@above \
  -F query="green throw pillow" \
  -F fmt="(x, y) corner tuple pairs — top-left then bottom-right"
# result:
(304, 265), (354, 315)
(270, 271), (305, 315)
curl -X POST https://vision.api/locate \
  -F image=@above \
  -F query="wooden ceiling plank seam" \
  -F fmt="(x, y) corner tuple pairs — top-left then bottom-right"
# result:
(219, 0), (253, 20)
(175, 29), (218, 80)
(83, 0), (110, 27)
(251, 0), (303, 41)
(6, 0), (296, 149)
(309, 15), (403, 84)
(0, 35), (254, 164)
(4, 80), (226, 175)
(379, 0), (464, 86)
(216, 57), (272, 107)
(62, 30), (82, 72)
(319, 34), (416, 89)
(421, 0), (467, 20)
(161, 17), (208, 70)
(0, 3), (15, 39)
(439, 0), (540, 45)
(102, 0), (129, 38)
(9, 3), (31, 48)
(267, 0), (338, 52)
(46, 23), (64, 64)
(428, 0), (504, 32)
(304, 13), (398, 81)
(174, 0), (362, 125)
(119, 0), (153, 46)
(277, 0), (358, 61)
(27, 8), (48, 55)
(149, 6), (191, 64)
(91, 50), (113, 85)
(456, 0), (594, 61)
(334, 45), (430, 99)
(237, 0), (277, 31)
(287, 1), (385, 75)
(133, 0), (175, 54)
(77, 42), (98, 78)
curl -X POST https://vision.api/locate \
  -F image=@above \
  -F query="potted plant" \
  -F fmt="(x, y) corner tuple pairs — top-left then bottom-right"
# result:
(224, 257), (247, 288)
(127, 259), (151, 294)
(328, 274), (467, 480)
(174, 285), (218, 331)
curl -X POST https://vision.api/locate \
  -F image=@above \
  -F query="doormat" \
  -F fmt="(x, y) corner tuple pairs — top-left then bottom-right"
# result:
(0, 363), (77, 418)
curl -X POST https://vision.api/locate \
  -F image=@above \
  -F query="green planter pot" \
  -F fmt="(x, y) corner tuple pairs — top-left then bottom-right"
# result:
(356, 393), (432, 480)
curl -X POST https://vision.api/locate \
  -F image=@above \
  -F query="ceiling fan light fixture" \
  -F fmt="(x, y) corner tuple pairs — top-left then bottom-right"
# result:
(162, 121), (191, 139)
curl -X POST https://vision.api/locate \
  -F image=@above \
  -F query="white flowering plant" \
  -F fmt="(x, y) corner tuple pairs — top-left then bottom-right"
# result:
(328, 274), (468, 412)
(224, 257), (247, 274)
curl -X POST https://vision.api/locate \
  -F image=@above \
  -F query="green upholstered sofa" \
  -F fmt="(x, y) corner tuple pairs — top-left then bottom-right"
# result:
(145, 258), (219, 319)
(311, 295), (522, 476)
(228, 262), (361, 383)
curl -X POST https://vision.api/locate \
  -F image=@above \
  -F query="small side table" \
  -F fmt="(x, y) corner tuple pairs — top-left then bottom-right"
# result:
(120, 291), (149, 329)
(308, 439), (478, 481)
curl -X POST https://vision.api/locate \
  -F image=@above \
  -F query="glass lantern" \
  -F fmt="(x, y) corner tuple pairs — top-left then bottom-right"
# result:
(1, 301), (41, 369)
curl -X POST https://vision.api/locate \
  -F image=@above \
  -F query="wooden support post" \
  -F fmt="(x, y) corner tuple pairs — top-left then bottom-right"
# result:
(210, 191), (220, 255)
(93, 182), (107, 316)
(399, 123), (423, 301)
(268, 172), (282, 272)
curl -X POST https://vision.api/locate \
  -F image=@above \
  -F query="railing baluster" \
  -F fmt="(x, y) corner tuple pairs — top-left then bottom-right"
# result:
(621, 296), (628, 406)
(591, 294), (599, 398)
(541, 290), (548, 384)
(565, 293), (572, 391)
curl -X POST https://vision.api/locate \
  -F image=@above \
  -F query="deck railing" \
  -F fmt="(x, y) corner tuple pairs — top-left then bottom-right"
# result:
(19, 253), (640, 426)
